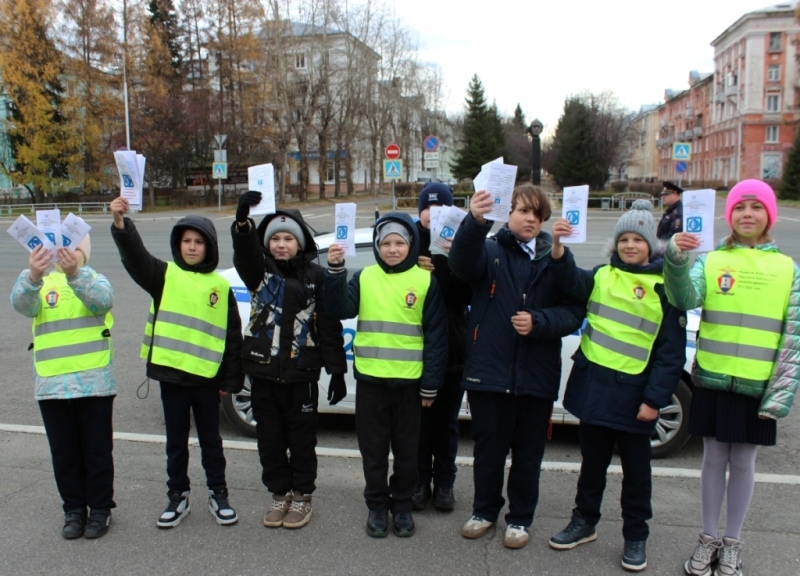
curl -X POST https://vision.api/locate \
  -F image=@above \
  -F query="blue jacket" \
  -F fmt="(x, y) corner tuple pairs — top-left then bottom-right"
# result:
(448, 214), (584, 400)
(554, 251), (687, 435)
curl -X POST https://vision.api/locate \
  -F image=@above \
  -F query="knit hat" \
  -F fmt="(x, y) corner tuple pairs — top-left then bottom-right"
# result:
(725, 179), (778, 230)
(418, 182), (454, 214)
(614, 199), (658, 255)
(264, 214), (306, 250)
(375, 221), (411, 250)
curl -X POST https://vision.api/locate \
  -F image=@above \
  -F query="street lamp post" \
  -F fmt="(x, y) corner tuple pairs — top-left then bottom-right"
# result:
(529, 119), (543, 185)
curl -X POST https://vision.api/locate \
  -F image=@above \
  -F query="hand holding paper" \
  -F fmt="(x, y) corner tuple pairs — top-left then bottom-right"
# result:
(28, 245), (52, 283)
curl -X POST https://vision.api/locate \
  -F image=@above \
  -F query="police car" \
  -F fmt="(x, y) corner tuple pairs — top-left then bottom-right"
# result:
(220, 228), (699, 458)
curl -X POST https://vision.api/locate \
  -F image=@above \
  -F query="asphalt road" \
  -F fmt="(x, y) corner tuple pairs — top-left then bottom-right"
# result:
(1, 195), (799, 575)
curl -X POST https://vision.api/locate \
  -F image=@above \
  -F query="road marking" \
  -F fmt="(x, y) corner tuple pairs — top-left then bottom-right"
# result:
(3, 423), (799, 485)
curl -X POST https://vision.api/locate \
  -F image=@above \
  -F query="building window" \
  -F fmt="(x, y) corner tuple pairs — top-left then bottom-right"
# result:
(713, 159), (719, 179)
(766, 125), (779, 143)
(766, 94), (780, 112)
(768, 64), (780, 82)
(769, 32), (781, 52)
(762, 153), (781, 179)
(295, 53), (306, 69)
(325, 164), (335, 183)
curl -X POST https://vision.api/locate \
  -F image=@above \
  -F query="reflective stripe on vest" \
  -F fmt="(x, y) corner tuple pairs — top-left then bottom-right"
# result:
(697, 249), (793, 380)
(142, 264), (230, 378)
(579, 265), (664, 374)
(354, 264), (430, 379)
(33, 272), (113, 377)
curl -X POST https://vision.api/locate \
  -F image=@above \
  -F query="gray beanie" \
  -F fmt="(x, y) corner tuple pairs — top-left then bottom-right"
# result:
(614, 199), (658, 255)
(264, 215), (306, 250)
(375, 221), (410, 250)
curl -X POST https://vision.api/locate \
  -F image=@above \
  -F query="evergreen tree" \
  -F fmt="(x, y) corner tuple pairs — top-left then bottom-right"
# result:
(780, 127), (800, 200)
(550, 97), (606, 190)
(148, 0), (182, 72)
(504, 103), (532, 182)
(450, 75), (504, 181)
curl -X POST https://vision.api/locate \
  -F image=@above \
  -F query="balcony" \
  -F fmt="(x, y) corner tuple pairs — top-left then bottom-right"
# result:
(685, 107), (694, 118)
(725, 84), (738, 98)
(693, 126), (703, 138)
(715, 92), (725, 103)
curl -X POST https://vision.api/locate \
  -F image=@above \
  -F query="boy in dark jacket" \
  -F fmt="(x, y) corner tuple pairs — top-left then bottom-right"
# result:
(547, 200), (686, 572)
(110, 196), (243, 529)
(449, 184), (583, 550)
(325, 212), (447, 538)
(232, 192), (347, 530)
(413, 183), (471, 511)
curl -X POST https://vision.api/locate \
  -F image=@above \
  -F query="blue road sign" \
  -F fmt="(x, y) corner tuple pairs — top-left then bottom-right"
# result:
(383, 159), (402, 180)
(213, 162), (228, 179)
(423, 135), (440, 152)
(672, 142), (691, 161)
(676, 161), (688, 173)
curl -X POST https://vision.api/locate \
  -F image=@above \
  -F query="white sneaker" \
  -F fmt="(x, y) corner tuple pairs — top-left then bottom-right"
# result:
(503, 525), (529, 549)
(461, 515), (494, 539)
(715, 536), (743, 576)
(157, 490), (190, 528)
(684, 533), (722, 576)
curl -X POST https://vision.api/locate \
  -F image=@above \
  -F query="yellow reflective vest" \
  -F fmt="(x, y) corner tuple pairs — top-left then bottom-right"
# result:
(697, 249), (793, 381)
(142, 264), (230, 378)
(354, 264), (430, 379)
(580, 266), (664, 375)
(33, 272), (113, 377)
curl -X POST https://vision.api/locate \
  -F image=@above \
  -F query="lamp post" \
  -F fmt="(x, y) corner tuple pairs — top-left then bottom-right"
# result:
(529, 119), (543, 185)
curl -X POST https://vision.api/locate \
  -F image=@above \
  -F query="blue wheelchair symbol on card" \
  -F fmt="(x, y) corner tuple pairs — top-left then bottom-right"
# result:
(62, 237), (71, 247)
(566, 211), (580, 225)
(494, 197), (501, 204)
(336, 225), (348, 240)
(687, 217), (703, 232)
(439, 226), (455, 240)
(27, 237), (43, 250)
(45, 232), (56, 244)
(122, 174), (134, 187)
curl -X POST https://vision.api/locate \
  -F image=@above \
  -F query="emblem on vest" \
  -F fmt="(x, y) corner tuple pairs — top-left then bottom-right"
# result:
(632, 283), (645, 300)
(45, 290), (59, 308)
(717, 269), (735, 294)
(404, 290), (418, 308)
(209, 288), (220, 308)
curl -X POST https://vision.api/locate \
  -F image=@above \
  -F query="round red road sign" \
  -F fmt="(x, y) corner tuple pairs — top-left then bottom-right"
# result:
(385, 143), (401, 159)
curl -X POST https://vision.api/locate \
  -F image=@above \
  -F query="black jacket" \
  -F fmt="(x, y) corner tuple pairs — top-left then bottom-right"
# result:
(657, 199), (683, 240)
(231, 209), (346, 383)
(110, 215), (244, 392)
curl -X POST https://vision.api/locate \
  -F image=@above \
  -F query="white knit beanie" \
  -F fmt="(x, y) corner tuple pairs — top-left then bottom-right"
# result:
(263, 215), (306, 250)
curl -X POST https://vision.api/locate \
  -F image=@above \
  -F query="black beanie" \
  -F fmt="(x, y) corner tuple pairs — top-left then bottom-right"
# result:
(418, 182), (454, 213)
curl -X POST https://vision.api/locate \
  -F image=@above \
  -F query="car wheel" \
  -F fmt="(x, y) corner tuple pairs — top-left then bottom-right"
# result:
(650, 377), (692, 459)
(221, 377), (257, 437)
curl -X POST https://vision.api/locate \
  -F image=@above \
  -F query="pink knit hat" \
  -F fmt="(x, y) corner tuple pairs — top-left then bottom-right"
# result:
(725, 179), (778, 230)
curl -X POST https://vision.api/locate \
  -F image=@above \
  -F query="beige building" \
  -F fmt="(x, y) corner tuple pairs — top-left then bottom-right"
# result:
(626, 105), (660, 181)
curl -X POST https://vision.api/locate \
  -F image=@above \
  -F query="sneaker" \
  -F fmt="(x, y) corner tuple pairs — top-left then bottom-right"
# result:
(461, 515), (494, 539)
(366, 509), (389, 538)
(62, 508), (86, 540)
(549, 515), (598, 550)
(715, 536), (743, 576)
(684, 533), (722, 576)
(622, 539), (647, 572)
(503, 525), (529, 549)
(283, 492), (312, 529)
(412, 484), (431, 511)
(432, 486), (455, 511)
(392, 512), (416, 537)
(208, 488), (238, 526)
(84, 508), (112, 539)
(157, 490), (190, 529)
(263, 492), (292, 528)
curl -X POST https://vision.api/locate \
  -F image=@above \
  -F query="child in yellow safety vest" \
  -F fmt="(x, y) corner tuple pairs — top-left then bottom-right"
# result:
(547, 199), (686, 572)
(663, 180), (800, 576)
(11, 235), (117, 540)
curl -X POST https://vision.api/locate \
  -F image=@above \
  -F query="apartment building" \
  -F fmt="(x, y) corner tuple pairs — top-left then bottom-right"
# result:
(626, 104), (660, 181)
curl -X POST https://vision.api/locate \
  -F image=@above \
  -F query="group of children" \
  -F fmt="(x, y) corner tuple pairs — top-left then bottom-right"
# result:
(11, 179), (797, 575)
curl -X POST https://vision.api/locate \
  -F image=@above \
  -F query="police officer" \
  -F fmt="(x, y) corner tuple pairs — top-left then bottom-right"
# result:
(656, 181), (683, 240)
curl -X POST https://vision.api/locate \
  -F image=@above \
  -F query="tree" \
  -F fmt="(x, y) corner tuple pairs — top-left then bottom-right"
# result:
(0, 0), (75, 201)
(450, 75), (504, 181)
(780, 127), (800, 200)
(503, 103), (531, 182)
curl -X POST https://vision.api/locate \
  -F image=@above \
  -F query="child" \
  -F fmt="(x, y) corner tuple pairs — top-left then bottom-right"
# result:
(11, 236), (116, 539)
(547, 200), (686, 571)
(413, 183), (471, 511)
(448, 184), (583, 550)
(110, 196), (243, 529)
(231, 191), (347, 529)
(325, 211), (447, 538)
(663, 180), (799, 576)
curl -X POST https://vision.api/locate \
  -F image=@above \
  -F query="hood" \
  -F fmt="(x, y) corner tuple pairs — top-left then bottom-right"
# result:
(256, 208), (318, 264)
(373, 211), (419, 273)
(170, 215), (220, 273)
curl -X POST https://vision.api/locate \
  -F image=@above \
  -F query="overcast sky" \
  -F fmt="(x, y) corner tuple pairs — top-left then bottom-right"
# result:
(390, 0), (789, 136)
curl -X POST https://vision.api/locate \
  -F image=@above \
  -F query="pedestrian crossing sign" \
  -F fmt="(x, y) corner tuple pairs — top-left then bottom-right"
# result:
(672, 143), (691, 161)
(383, 159), (402, 180)
(213, 162), (228, 179)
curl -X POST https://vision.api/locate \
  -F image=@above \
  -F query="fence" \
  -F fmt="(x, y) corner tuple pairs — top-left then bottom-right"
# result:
(0, 202), (110, 217)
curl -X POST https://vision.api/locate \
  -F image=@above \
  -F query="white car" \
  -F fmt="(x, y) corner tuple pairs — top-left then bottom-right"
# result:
(220, 229), (699, 458)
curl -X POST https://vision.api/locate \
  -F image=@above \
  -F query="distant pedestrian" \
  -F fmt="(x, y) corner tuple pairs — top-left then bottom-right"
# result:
(656, 181), (683, 240)
(11, 236), (116, 540)
(663, 180), (800, 576)
(110, 196), (244, 530)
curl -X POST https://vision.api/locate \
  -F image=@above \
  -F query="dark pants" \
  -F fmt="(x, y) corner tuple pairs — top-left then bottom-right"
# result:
(574, 422), (652, 541)
(356, 380), (420, 514)
(250, 378), (319, 495)
(417, 370), (463, 489)
(160, 382), (227, 493)
(38, 396), (116, 512)
(469, 390), (552, 528)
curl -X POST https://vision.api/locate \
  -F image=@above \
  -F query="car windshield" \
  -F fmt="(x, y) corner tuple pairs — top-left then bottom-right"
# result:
(319, 242), (376, 273)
